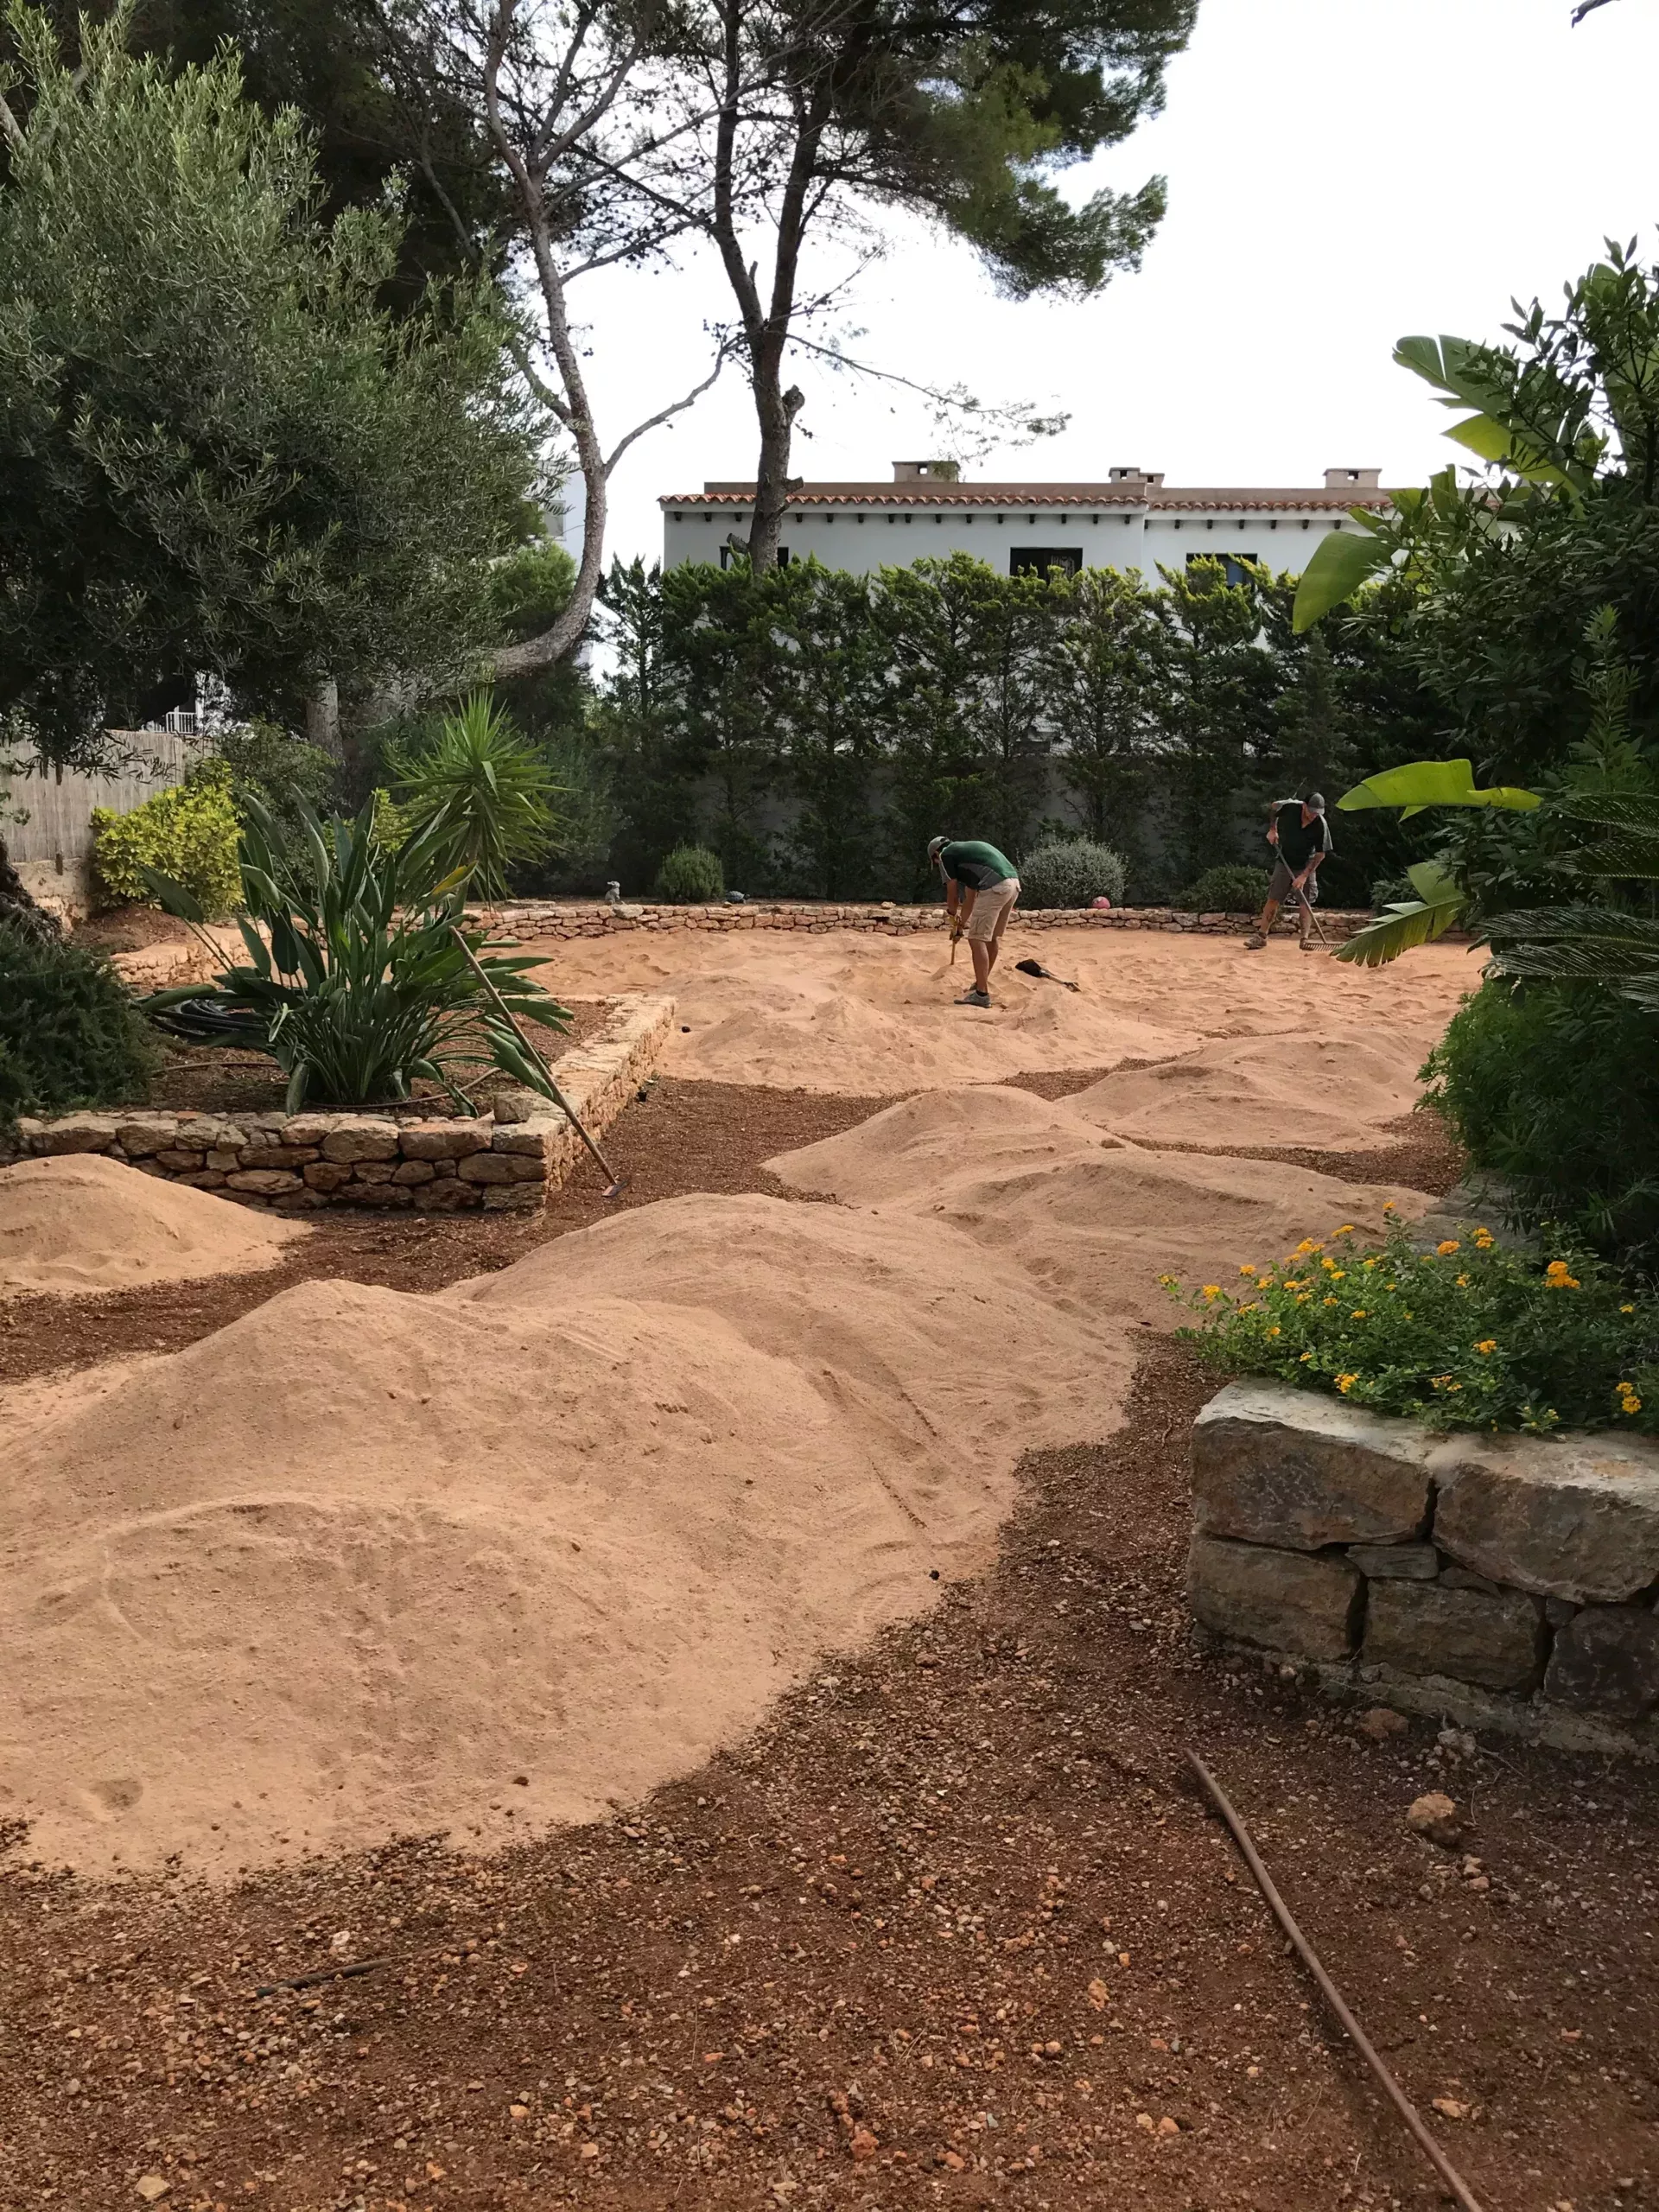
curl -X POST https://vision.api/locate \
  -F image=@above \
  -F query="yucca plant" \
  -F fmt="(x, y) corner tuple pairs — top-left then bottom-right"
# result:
(137, 796), (570, 1110)
(389, 692), (565, 897)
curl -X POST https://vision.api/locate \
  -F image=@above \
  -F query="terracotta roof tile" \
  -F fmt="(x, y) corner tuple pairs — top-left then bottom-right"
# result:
(660, 481), (1392, 512)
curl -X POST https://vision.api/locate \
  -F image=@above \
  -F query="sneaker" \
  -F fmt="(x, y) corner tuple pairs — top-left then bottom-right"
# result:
(956, 988), (992, 1007)
(1243, 931), (1266, 950)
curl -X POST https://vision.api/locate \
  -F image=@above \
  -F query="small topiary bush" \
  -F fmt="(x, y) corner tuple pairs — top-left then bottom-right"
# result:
(1166, 1219), (1658, 1437)
(92, 761), (241, 916)
(1016, 838), (1126, 910)
(653, 843), (725, 904)
(0, 918), (160, 1123)
(1177, 863), (1268, 912)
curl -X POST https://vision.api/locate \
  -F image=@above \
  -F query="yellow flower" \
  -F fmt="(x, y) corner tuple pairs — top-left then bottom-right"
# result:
(1296, 1294), (1311, 1306)
(1382, 1200), (1395, 1213)
(1337, 1224), (1356, 1236)
(1622, 1395), (1643, 1415)
(1621, 1303), (1636, 1314)
(1299, 1351), (1313, 1363)
(1436, 1239), (1460, 1256)
(1294, 1239), (1320, 1256)
(1201, 1285), (1221, 1300)
(1267, 1325), (1281, 1338)
(1363, 1257), (1379, 1271)
(1239, 1263), (1257, 1276)
(1545, 1260), (1581, 1289)
(1474, 1339), (1497, 1356)
(1329, 1270), (1345, 1282)
(1335, 1373), (1357, 1395)
(1351, 1310), (1367, 1320)
(1456, 1274), (1471, 1288)
(1430, 1373), (1453, 1390)
(1323, 1296), (1339, 1307)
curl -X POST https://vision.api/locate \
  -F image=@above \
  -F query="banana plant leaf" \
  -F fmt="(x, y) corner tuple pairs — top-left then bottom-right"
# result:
(1333, 861), (1468, 969)
(1337, 760), (1541, 815)
(1291, 528), (1394, 632)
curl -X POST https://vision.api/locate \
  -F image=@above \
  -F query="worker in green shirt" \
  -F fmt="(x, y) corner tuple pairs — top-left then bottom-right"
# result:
(928, 836), (1021, 1007)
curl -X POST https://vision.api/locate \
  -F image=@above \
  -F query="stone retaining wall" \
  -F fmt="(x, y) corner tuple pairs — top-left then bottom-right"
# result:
(0, 993), (674, 1217)
(1186, 1381), (1659, 1755)
(490, 899), (1382, 944)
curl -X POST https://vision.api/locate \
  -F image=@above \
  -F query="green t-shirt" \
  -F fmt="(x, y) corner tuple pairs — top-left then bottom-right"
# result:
(938, 840), (1016, 890)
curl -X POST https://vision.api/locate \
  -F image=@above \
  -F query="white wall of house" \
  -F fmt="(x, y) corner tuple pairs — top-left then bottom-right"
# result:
(660, 469), (1387, 581)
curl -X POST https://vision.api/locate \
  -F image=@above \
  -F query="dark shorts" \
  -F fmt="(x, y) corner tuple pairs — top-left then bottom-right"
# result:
(1268, 858), (1298, 902)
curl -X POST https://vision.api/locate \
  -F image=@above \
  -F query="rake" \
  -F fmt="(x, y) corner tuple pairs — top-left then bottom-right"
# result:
(1014, 957), (1080, 992)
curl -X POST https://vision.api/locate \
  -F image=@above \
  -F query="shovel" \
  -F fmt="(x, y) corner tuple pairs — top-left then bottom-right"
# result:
(1014, 957), (1080, 993)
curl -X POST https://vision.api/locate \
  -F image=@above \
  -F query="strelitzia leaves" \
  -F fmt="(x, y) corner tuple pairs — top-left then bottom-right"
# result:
(1334, 860), (1467, 969)
(134, 863), (206, 923)
(1338, 760), (1542, 813)
(1292, 529), (1393, 632)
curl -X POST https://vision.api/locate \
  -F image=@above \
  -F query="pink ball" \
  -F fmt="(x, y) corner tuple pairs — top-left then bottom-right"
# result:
(1090, 895), (1113, 910)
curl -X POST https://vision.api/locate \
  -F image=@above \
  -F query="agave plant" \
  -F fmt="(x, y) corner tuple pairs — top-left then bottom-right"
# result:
(1332, 764), (1659, 1008)
(137, 795), (570, 1111)
(389, 692), (565, 898)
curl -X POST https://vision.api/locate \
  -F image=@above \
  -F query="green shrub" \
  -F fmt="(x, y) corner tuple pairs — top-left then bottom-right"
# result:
(654, 843), (725, 904)
(1177, 863), (1268, 912)
(1423, 979), (1659, 1279)
(1016, 838), (1126, 910)
(389, 693), (563, 896)
(92, 762), (241, 916)
(207, 721), (338, 851)
(1167, 1220), (1657, 1436)
(0, 918), (159, 1122)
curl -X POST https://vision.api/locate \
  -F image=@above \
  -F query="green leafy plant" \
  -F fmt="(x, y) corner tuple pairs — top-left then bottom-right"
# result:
(1424, 980), (1659, 1278)
(139, 797), (571, 1110)
(1177, 863), (1268, 913)
(0, 918), (160, 1123)
(1167, 1220), (1658, 1436)
(203, 722), (338, 851)
(653, 843), (726, 904)
(388, 694), (564, 898)
(1017, 838), (1127, 910)
(91, 762), (243, 916)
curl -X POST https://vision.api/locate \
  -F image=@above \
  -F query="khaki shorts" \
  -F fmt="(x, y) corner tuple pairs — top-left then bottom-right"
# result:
(964, 875), (1020, 943)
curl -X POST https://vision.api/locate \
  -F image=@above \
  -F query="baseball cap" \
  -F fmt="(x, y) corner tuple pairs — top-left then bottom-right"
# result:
(927, 835), (948, 860)
(1305, 792), (1326, 814)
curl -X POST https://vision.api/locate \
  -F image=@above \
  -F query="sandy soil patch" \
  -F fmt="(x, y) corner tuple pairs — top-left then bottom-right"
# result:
(766, 1086), (1429, 1320)
(524, 925), (1481, 1096)
(0, 1153), (308, 1298)
(0, 1194), (1130, 1874)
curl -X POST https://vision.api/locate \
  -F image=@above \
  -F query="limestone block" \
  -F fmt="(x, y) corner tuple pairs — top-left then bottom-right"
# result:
(35, 1114), (120, 1154)
(226, 1167), (302, 1196)
(1431, 1432), (1659, 1602)
(347, 1183), (412, 1208)
(482, 1181), (543, 1211)
(302, 1160), (354, 1192)
(207, 1147), (243, 1173)
(173, 1168), (227, 1189)
(1186, 1535), (1362, 1661)
(321, 1119), (401, 1164)
(458, 1150), (547, 1185)
(237, 1144), (316, 1170)
(430, 1158), (459, 1179)
(397, 1120), (493, 1161)
(1543, 1605), (1659, 1722)
(413, 1179), (482, 1212)
(391, 1159), (436, 1185)
(1365, 1580), (1544, 1694)
(352, 1160), (396, 1185)
(1192, 1382), (1434, 1550)
(113, 1117), (179, 1158)
(1347, 1543), (1440, 1581)
(155, 1149), (207, 1173)
(175, 1119), (226, 1150)
(283, 1114), (341, 1148)
(493, 1122), (556, 1156)
(488, 1086), (544, 1125)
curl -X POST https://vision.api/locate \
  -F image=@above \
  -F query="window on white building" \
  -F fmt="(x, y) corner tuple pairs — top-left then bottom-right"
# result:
(1009, 546), (1082, 578)
(1187, 550), (1259, 588)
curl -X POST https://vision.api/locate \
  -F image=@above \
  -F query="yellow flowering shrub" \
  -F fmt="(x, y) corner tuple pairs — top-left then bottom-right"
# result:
(1169, 1224), (1656, 1436)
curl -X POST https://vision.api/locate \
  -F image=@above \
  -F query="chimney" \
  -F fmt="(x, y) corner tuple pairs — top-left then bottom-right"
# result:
(893, 460), (961, 483)
(1325, 467), (1382, 489)
(1109, 465), (1142, 480)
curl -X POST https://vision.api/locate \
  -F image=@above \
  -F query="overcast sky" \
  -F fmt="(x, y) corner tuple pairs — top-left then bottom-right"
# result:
(575, 0), (1659, 569)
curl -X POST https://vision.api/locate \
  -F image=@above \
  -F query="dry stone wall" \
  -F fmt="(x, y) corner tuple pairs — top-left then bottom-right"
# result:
(1187, 1381), (1659, 1754)
(490, 899), (1382, 944)
(0, 993), (673, 1217)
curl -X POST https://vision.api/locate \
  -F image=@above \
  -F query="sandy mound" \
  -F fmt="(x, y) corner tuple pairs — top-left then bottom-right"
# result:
(767, 1088), (1430, 1321)
(0, 1196), (1127, 1872)
(1069, 1027), (1448, 1151)
(526, 926), (1481, 1093)
(0, 1154), (308, 1298)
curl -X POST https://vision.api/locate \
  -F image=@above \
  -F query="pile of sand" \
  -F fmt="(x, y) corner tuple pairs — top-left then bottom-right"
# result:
(1068, 1027), (1449, 1152)
(0, 1195), (1128, 1872)
(527, 926), (1480, 1094)
(766, 1087), (1430, 1322)
(0, 1154), (308, 1298)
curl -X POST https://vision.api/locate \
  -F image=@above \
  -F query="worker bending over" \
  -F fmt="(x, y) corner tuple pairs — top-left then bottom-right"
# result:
(929, 836), (1020, 1007)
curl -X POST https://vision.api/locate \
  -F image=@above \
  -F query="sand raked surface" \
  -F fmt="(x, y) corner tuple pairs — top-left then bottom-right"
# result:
(0, 1195), (1136, 1874)
(0, 1153), (308, 1299)
(525, 924), (1480, 1101)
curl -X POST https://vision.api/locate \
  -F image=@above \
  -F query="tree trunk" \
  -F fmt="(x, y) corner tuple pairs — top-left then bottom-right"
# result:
(747, 369), (804, 572)
(304, 676), (342, 760)
(0, 832), (61, 941)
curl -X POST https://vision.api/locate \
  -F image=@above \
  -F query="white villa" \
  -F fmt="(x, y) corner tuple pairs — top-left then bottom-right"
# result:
(660, 461), (1392, 581)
